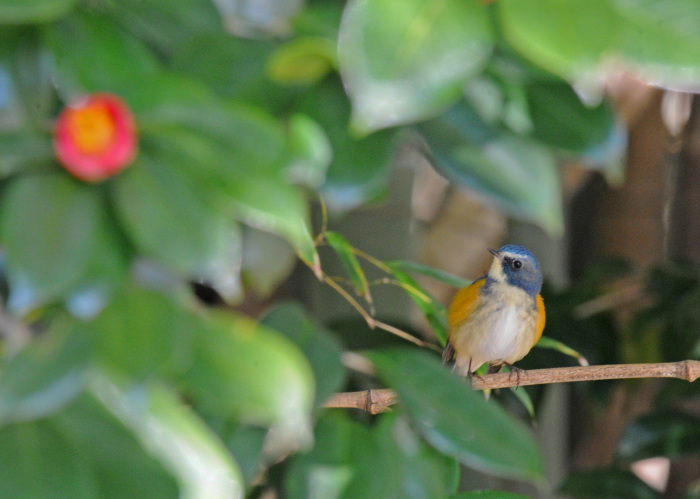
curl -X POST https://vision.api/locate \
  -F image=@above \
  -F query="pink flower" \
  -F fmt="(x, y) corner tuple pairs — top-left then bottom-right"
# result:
(54, 93), (138, 182)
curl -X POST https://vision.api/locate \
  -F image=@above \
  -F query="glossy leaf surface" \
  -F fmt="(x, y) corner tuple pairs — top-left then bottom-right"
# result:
(369, 348), (543, 481)
(339, 0), (493, 132)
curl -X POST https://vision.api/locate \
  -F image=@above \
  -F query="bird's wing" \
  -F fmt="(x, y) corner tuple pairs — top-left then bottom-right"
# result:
(533, 293), (546, 346)
(447, 276), (486, 334)
(441, 339), (455, 364)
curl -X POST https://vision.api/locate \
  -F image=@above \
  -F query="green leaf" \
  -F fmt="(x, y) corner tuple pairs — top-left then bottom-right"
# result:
(338, 0), (493, 132)
(184, 312), (315, 454)
(419, 102), (563, 236)
(300, 78), (398, 211)
(52, 394), (179, 498)
(219, 175), (317, 265)
(498, 0), (619, 79)
(324, 231), (370, 298)
(526, 82), (618, 153)
(110, 156), (243, 282)
(101, 0), (221, 56)
(372, 413), (460, 498)
(388, 267), (449, 345)
(387, 260), (472, 289)
(240, 227), (297, 299)
(0, 174), (102, 310)
(559, 469), (661, 499)
(0, 0), (76, 24)
(267, 37), (337, 85)
(141, 100), (317, 265)
(286, 113), (332, 188)
(42, 9), (159, 100)
(453, 491), (531, 499)
(617, 410), (700, 461)
(169, 33), (297, 113)
(612, 0), (700, 90)
(0, 27), (54, 128)
(0, 326), (90, 423)
(285, 411), (459, 499)
(536, 336), (589, 366)
(89, 375), (244, 498)
(369, 348), (544, 481)
(0, 419), (96, 498)
(92, 285), (195, 380)
(261, 302), (346, 408)
(0, 131), (54, 178)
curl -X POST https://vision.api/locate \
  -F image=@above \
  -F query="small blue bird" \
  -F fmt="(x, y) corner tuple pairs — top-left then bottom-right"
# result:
(442, 244), (545, 376)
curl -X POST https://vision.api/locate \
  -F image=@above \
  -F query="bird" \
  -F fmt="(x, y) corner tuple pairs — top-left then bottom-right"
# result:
(442, 244), (545, 377)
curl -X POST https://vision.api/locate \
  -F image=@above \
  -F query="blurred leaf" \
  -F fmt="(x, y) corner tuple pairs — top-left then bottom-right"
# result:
(52, 394), (179, 498)
(286, 113), (332, 188)
(284, 412), (357, 499)
(613, 0), (700, 90)
(220, 175), (316, 265)
(141, 100), (287, 177)
(536, 336), (589, 366)
(338, 0), (493, 132)
(388, 267), (448, 345)
(240, 227), (297, 298)
(0, 326), (90, 423)
(90, 375), (244, 498)
(42, 9), (159, 100)
(293, 2), (344, 39)
(0, 27), (53, 128)
(324, 231), (370, 298)
(267, 37), (336, 85)
(0, 131), (53, 178)
(110, 156), (243, 282)
(371, 413), (460, 498)
(92, 285), (195, 380)
(559, 469), (661, 499)
(617, 410), (700, 461)
(103, 0), (221, 56)
(184, 312), (315, 454)
(369, 348), (543, 481)
(453, 491), (531, 499)
(387, 260), (472, 289)
(498, 0), (619, 79)
(0, 419), (96, 497)
(0, 0), (76, 24)
(0, 174), (102, 310)
(225, 424), (267, 485)
(300, 78), (398, 211)
(420, 102), (563, 236)
(526, 82), (617, 153)
(141, 101), (317, 264)
(169, 33), (297, 113)
(261, 302), (346, 407)
(285, 411), (459, 498)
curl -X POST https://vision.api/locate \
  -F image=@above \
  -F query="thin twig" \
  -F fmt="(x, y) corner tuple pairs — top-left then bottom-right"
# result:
(321, 274), (437, 350)
(323, 360), (700, 414)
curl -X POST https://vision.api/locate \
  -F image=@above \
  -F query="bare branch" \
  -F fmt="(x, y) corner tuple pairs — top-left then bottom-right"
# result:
(323, 361), (700, 414)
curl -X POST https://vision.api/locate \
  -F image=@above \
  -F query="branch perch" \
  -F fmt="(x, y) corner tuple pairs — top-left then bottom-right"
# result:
(323, 360), (700, 414)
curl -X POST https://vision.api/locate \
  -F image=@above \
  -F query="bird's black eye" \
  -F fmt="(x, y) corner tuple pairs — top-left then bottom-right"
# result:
(512, 260), (522, 269)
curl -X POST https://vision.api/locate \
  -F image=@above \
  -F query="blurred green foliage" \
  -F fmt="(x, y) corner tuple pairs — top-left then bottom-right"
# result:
(1, 0), (700, 497)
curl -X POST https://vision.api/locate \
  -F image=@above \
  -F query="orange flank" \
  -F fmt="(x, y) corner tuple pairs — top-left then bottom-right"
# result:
(534, 294), (546, 346)
(447, 278), (485, 333)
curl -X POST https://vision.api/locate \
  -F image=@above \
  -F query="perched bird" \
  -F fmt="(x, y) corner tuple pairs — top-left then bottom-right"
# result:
(442, 244), (545, 377)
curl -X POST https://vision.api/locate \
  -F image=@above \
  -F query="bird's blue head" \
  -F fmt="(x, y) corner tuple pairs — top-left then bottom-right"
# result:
(487, 244), (543, 297)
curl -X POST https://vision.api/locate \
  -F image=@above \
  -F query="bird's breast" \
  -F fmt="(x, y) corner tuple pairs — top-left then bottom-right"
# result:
(451, 282), (539, 373)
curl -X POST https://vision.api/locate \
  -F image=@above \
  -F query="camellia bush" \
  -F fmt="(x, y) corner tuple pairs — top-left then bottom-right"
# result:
(1, 0), (699, 497)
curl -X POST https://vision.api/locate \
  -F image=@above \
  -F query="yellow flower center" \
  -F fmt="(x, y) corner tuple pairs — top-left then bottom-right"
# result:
(67, 104), (117, 154)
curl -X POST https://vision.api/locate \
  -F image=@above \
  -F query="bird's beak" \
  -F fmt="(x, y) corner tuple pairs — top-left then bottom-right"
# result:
(488, 248), (501, 259)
